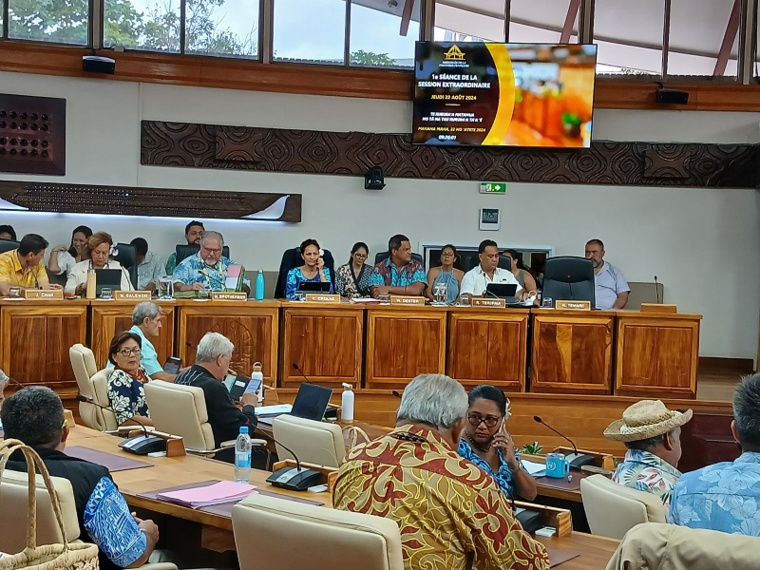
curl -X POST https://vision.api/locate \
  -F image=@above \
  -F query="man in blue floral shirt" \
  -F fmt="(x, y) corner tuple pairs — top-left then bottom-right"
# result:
(173, 231), (250, 294)
(670, 373), (760, 535)
(604, 400), (692, 511)
(369, 234), (426, 298)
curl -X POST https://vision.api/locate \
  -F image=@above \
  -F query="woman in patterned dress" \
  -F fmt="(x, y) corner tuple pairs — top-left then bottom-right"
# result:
(106, 331), (153, 427)
(335, 242), (372, 298)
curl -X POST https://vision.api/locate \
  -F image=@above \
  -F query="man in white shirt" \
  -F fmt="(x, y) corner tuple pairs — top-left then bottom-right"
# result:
(585, 239), (630, 309)
(460, 239), (523, 297)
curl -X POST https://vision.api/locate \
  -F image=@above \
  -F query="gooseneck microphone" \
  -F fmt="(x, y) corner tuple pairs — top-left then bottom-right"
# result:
(391, 390), (403, 399)
(654, 276), (660, 304)
(291, 362), (312, 383)
(258, 427), (322, 492)
(75, 395), (162, 454)
(533, 415), (594, 468)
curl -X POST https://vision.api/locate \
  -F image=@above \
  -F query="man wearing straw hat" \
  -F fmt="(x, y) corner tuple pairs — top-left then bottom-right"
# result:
(604, 400), (692, 510)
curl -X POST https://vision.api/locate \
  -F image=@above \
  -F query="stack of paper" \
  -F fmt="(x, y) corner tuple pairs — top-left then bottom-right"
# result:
(157, 481), (255, 508)
(522, 460), (546, 477)
(255, 404), (293, 417)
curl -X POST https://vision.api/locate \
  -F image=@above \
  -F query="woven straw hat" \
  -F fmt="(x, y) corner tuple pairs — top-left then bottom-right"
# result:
(604, 400), (693, 442)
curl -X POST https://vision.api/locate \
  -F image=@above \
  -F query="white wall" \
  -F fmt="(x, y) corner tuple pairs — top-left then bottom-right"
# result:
(1, 71), (759, 361)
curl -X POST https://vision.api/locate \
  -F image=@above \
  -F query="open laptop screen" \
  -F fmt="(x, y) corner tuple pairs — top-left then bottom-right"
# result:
(290, 383), (333, 422)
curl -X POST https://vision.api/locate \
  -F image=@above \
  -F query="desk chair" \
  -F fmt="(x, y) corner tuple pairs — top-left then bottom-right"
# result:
(542, 256), (595, 308)
(0, 239), (20, 255)
(232, 493), (404, 570)
(580, 474), (666, 539)
(274, 247), (336, 299)
(69, 345), (118, 431)
(110, 242), (138, 290)
(272, 415), (345, 468)
(143, 380), (264, 456)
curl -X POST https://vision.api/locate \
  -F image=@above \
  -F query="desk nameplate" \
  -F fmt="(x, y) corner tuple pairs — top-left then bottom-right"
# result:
(20, 289), (63, 300)
(304, 293), (341, 304)
(555, 300), (591, 310)
(472, 298), (506, 308)
(210, 291), (248, 301)
(113, 290), (152, 301)
(389, 295), (425, 306)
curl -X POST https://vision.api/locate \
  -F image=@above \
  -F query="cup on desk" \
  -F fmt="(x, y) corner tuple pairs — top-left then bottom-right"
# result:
(541, 296), (553, 309)
(8, 287), (20, 298)
(545, 452), (570, 479)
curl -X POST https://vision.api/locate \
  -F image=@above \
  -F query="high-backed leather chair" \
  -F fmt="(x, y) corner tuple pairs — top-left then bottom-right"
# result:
(581, 474), (666, 539)
(272, 415), (345, 468)
(542, 256), (596, 308)
(69, 344), (117, 431)
(274, 247), (336, 298)
(232, 492), (404, 570)
(110, 242), (138, 290)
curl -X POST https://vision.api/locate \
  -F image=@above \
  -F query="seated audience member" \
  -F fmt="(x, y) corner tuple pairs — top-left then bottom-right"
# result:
(175, 332), (257, 463)
(333, 374), (549, 569)
(3, 387), (160, 570)
(285, 238), (333, 299)
(0, 224), (16, 241)
(107, 302), (176, 382)
(65, 231), (133, 295)
(165, 220), (204, 275)
(426, 244), (463, 303)
(335, 242), (372, 298)
(604, 400), (691, 510)
(670, 373), (760, 534)
(106, 331), (153, 427)
(368, 234), (426, 298)
(173, 231), (250, 294)
(585, 238), (630, 309)
(48, 225), (92, 278)
(458, 385), (537, 501)
(131, 237), (165, 292)
(0, 233), (60, 296)
(460, 239), (524, 298)
(503, 248), (538, 295)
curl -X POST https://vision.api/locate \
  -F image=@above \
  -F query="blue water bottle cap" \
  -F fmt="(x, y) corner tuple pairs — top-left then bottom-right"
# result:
(240, 426), (249, 434)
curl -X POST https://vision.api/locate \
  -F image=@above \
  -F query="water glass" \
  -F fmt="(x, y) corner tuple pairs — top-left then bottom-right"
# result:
(158, 277), (174, 299)
(293, 291), (305, 302)
(100, 288), (112, 300)
(542, 296), (553, 308)
(433, 282), (448, 304)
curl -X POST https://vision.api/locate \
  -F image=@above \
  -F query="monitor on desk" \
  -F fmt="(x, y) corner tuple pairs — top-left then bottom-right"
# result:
(96, 269), (123, 297)
(542, 256), (595, 308)
(291, 383), (333, 422)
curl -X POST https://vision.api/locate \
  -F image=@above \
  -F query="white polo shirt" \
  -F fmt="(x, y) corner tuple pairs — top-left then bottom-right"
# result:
(460, 265), (522, 297)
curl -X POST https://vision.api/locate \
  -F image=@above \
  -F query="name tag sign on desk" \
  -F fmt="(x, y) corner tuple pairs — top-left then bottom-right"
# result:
(305, 293), (341, 304)
(210, 291), (248, 301)
(555, 300), (591, 310)
(113, 291), (152, 301)
(390, 295), (425, 306)
(20, 289), (63, 300)
(472, 298), (506, 308)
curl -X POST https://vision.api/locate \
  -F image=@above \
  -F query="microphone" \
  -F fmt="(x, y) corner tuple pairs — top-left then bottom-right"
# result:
(533, 415), (594, 468)
(291, 362), (312, 383)
(259, 431), (322, 492)
(654, 276), (660, 304)
(76, 395), (164, 455)
(0, 369), (25, 390)
(392, 390), (402, 399)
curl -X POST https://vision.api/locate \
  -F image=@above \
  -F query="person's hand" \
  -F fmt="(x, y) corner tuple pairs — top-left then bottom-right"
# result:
(492, 428), (519, 470)
(240, 392), (258, 407)
(138, 519), (159, 544)
(145, 282), (157, 293)
(191, 282), (205, 291)
(47, 283), (63, 290)
(317, 257), (325, 271)
(75, 283), (86, 295)
(51, 244), (68, 254)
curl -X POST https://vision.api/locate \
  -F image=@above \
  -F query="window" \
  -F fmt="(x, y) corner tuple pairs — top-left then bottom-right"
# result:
(273, 0), (347, 64)
(669, 0), (738, 77)
(350, 0), (419, 68)
(104, 0), (181, 52)
(434, 0), (505, 42)
(594, 0), (664, 76)
(8, 0), (90, 45)
(509, 0), (579, 44)
(186, 0), (259, 57)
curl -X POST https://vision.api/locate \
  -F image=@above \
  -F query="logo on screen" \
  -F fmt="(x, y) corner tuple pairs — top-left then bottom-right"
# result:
(444, 45), (465, 61)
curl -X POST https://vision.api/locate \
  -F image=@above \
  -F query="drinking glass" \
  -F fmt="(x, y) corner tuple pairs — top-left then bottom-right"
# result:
(542, 297), (553, 308)
(158, 277), (174, 299)
(433, 282), (448, 305)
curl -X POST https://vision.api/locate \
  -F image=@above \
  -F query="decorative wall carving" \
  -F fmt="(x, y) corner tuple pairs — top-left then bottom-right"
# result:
(141, 120), (759, 189)
(0, 181), (301, 222)
(0, 94), (65, 176)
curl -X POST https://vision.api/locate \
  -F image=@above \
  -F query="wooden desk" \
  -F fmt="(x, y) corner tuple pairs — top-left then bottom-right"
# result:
(365, 304), (447, 389)
(447, 307), (529, 391)
(0, 299), (88, 391)
(175, 300), (279, 380)
(72, 426), (618, 569)
(279, 301), (364, 389)
(90, 299), (176, 369)
(615, 311), (701, 398)
(531, 309), (615, 395)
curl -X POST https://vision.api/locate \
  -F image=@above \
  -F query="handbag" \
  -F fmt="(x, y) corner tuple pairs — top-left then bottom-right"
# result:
(0, 439), (99, 570)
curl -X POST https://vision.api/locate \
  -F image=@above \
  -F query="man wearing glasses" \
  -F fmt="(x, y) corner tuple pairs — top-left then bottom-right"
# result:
(172, 231), (250, 294)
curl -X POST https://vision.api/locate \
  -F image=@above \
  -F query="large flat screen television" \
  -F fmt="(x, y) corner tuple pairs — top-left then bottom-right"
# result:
(413, 42), (597, 148)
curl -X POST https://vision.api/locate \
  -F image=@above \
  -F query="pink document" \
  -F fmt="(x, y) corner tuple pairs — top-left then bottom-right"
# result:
(156, 481), (256, 508)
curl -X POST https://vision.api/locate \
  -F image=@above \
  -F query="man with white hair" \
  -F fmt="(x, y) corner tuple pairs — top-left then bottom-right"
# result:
(333, 374), (549, 570)
(175, 332), (257, 462)
(172, 231), (250, 294)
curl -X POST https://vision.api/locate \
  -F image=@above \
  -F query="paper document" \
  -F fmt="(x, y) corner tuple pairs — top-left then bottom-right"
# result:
(522, 460), (546, 477)
(157, 481), (255, 508)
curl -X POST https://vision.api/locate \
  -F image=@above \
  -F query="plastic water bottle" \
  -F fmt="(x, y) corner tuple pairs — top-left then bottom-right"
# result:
(234, 426), (252, 483)
(341, 382), (355, 422)
(255, 270), (265, 300)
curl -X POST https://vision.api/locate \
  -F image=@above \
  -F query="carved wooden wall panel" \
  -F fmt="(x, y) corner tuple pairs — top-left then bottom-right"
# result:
(141, 120), (759, 188)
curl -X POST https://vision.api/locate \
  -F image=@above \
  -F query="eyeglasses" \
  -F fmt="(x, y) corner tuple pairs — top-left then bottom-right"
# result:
(440, 251), (455, 257)
(118, 347), (142, 357)
(467, 413), (502, 428)
(202, 247), (222, 255)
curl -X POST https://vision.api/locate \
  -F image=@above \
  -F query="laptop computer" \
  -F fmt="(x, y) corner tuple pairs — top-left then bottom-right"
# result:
(256, 383), (334, 425)
(486, 283), (518, 304)
(96, 269), (123, 297)
(298, 281), (331, 293)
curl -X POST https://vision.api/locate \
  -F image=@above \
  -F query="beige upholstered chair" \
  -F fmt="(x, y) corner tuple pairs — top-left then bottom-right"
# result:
(69, 344), (117, 431)
(606, 523), (760, 570)
(581, 474), (667, 539)
(232, 492), (404, 570)
(272, 415), (345, 467)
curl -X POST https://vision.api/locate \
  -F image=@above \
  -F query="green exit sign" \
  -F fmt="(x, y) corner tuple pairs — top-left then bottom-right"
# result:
(479, 182), (507, 194)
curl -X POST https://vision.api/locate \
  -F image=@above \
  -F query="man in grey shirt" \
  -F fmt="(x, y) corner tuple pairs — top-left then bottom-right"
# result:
(585, 239), (630, 309)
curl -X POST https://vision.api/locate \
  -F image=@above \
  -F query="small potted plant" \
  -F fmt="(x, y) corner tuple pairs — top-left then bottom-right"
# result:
(520, 441), (544, 456)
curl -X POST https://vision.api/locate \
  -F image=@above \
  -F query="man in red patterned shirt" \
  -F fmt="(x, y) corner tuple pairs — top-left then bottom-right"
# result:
(333, 374), (549, 570)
